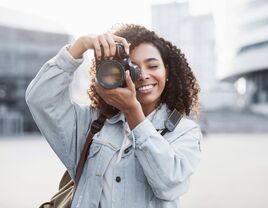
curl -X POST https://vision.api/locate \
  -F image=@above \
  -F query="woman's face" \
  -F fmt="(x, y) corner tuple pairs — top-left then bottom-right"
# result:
(130, 43), (168, 113)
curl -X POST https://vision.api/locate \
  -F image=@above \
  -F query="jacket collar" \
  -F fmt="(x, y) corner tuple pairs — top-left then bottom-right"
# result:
(106, 110), (125, 124)
(148, 103), (171, 130)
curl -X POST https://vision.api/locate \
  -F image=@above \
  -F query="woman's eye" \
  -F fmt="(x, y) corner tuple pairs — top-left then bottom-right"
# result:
(148, 65), (158, 69)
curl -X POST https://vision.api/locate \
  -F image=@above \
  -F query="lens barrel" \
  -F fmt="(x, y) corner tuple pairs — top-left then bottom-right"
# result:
(96, 60), (125, 89)
(95, 44), (140, 88)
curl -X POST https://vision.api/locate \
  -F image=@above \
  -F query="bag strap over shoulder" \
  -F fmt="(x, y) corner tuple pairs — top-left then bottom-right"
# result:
(75, 114), (107, 185)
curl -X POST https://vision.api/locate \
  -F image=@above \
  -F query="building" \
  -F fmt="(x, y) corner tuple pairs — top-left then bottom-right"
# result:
(214, 0), (268, 114)
(152, 1), (216, 92)
(0, 7), (71, 135)
(151, 1), (237, 111)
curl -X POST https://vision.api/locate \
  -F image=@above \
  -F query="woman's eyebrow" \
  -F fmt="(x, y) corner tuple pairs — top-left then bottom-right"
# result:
(132, 57), (159, 65)
(144, 58), (159, 63)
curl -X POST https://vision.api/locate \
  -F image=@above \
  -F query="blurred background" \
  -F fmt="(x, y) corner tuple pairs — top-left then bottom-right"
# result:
(0, 0), (268, 207)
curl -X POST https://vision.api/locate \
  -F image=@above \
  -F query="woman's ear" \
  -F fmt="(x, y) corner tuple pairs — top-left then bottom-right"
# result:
(165, 66), (169, 82)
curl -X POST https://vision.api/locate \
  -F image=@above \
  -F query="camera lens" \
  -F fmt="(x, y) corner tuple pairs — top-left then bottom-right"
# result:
(96, 60), (125, 88)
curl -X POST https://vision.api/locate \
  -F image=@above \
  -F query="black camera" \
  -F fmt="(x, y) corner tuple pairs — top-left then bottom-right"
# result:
(95, 44), (141, 89)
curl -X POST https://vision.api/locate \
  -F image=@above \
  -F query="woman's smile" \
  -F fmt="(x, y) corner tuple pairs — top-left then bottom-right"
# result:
(136, 83), (157, 94)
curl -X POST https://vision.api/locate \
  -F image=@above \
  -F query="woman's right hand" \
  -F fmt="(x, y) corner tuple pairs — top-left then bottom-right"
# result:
(68, 33), (130, 59)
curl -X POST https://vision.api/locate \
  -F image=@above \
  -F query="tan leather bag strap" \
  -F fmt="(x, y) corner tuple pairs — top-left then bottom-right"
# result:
(74, 114), (106, 185)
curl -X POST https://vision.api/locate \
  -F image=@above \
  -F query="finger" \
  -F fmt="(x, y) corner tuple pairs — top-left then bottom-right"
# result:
(92, 38), (102, 59)
(104, 33), (116, 57)
(93, 81), (101, 94)
(98, 35), (110, 58)
(94, 83), (108, 102)
(94, 80), (104, 92)
(95, 81), (114, 96)
(112, 34), (129, 55)
(125, 70), (135, 92)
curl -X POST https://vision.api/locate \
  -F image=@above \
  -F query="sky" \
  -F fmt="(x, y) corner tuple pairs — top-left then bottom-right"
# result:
(0, 0), (213, 37)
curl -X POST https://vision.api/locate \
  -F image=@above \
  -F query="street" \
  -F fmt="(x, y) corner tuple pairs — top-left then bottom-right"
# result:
(181, 133), (268, 208)
(0, 133), (268, 208)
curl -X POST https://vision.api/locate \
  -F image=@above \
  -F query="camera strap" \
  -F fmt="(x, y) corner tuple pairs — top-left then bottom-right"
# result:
(160, 108), (182, 136)
(121, 108), (182, 154)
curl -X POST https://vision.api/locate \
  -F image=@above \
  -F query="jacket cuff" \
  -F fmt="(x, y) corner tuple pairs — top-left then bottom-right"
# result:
(131, 119), (159, 148)
(54, 44), (84, 72)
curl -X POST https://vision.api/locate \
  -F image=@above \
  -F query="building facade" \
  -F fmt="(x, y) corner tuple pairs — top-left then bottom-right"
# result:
(0, 8), (71, 135)
(152, 2), (216, 92)
(215, 0), (268, 113)
(151, 2), (238, 110)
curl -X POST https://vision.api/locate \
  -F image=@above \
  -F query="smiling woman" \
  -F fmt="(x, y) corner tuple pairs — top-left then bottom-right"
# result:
(25, 23), (202, 208)
(88, 24), (200, 119)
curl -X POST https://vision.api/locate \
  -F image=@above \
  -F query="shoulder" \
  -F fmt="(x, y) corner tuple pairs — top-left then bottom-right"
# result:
(166, 117), (202, 143)
(178, 117), (199, 131)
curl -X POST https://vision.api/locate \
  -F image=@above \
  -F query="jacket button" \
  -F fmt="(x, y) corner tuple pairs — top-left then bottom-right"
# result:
(115, 176), (121, 182)
(124, 145), (132, 154)
(124, 148), (130, 154)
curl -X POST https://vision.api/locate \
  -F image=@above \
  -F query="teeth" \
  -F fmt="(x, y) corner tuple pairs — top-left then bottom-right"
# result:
(137, 84), (154, 91)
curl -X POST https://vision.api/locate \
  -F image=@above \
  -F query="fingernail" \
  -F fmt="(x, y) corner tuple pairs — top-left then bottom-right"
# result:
(125, 48), (129, 55)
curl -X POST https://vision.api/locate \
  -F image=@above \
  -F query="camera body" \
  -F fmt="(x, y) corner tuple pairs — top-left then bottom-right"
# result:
(95, 44), (141, 89)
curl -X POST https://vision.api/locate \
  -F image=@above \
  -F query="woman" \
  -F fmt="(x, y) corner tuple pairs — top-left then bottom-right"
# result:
(25, 24), (202, 208)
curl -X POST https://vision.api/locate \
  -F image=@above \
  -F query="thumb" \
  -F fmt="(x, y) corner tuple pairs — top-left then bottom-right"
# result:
(125, 70), (135, 92)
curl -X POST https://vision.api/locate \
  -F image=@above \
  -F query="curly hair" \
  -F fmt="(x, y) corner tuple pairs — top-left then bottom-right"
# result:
(87, 24), (200, 117)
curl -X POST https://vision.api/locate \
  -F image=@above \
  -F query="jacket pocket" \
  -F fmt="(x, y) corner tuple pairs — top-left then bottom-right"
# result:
(87, 142), (102, 159)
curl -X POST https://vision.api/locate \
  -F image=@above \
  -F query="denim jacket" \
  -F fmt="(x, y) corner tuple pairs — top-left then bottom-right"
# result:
(25, 45), (202, 208)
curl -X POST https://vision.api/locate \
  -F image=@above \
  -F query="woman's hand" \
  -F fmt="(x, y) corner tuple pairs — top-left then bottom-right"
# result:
(94, 70), (145, 129)
(68, 33), (130, 59)
(69, 33), (145, 128)
(94, 70), (138, 112)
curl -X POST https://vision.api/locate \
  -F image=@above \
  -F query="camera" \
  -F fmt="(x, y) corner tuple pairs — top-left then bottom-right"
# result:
(95, 43), (141, 89)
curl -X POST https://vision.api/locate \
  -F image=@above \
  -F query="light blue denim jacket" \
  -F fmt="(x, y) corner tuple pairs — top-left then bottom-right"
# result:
(25, 45), (202, 208)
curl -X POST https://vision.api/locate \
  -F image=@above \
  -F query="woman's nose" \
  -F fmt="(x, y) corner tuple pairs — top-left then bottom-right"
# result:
(138, 68), (150, 81)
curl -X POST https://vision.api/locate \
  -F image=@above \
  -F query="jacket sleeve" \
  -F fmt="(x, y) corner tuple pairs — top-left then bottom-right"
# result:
(25, 45), (98, 177)
(132, 118), (202, 201)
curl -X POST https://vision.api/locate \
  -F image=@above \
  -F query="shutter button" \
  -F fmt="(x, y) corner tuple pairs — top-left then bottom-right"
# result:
(115, 176), (121, 182)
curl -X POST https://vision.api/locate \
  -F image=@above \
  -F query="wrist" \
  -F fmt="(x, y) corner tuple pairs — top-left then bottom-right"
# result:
(123, 101), (141, 115)
(68, 37), (86, 59)
(123, 102), (145, 130)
